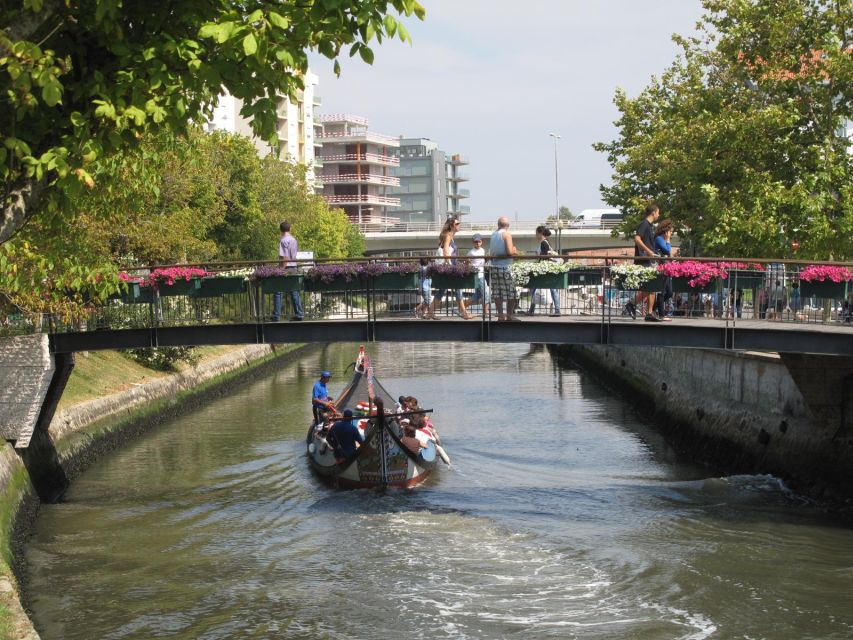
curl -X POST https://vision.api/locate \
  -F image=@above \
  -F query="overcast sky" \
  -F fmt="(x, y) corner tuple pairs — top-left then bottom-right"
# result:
(310, 1), (705, 222)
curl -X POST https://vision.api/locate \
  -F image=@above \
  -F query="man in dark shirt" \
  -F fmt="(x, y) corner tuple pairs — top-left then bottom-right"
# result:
(628, 203), (661, 322)
(328, 409), (363, 459)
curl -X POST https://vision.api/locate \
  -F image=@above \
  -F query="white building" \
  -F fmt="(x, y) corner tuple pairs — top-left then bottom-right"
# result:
(316, 114), (401, 225)
(206, 71), (323, 187)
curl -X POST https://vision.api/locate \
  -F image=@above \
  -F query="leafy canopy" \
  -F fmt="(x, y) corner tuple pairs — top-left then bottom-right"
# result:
(0, 0), (425, 243)
(595, 0), (852, 259)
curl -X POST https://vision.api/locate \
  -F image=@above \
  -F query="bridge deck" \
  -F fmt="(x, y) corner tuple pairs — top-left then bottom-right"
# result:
(49, 315), (853, 356)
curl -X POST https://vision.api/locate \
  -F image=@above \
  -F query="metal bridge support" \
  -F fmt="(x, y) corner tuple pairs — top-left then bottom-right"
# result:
(0, 334), (73, 501)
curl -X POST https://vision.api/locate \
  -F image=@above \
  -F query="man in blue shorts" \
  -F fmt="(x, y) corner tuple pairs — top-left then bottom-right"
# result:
(312, 371), (335, 424)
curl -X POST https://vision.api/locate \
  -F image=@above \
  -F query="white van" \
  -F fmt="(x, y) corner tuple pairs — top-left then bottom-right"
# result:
(569, 208), (623, 229)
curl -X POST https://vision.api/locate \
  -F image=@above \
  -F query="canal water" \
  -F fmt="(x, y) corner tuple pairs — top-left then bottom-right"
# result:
(23, 343), (853, 639)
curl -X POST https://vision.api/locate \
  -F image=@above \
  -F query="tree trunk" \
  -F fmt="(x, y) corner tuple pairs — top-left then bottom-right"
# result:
(1, 179), (46, 245)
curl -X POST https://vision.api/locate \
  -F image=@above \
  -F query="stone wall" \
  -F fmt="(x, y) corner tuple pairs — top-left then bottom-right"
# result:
(559, 345), (853, 498)
(0, 335), (54, 447)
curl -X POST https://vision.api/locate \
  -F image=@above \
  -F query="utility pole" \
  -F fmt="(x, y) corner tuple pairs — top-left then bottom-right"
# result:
(549, 132), (561, 253)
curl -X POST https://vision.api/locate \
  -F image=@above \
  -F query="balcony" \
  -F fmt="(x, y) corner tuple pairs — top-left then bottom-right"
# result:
(313, 95), (322, 106)
(324, 194), (401, 207)
(449, 154), (469, 165)
(449, 188), (471, 199)
(319, 152), (400, 166)
(316, 113), (370, 126)
(448, 171), (469, 182)
(319, 174), (400, 186)
(317, 130), (399, 146)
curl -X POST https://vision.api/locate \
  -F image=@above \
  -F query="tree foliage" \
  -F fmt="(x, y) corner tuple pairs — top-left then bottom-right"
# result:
(0, 0), (425, 245)
(595, 0), (852, 259)
(0, 128), (365, 315)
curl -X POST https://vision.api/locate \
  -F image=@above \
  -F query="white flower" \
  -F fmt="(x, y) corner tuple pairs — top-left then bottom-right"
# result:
(609, 264), (658, 289)
(510, 260), (579, 286)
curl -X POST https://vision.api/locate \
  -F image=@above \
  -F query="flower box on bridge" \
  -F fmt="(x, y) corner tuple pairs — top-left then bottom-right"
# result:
(798, 280), (848, 300)
(614, 275), (665, 292)
(430, 273), (478, 290)
(525, 272), (568, 289)
(195, 276), (247, 297)
(372, 272), (419, 291)
(304, 277), (364, 292)
(157, 278), (202, 297)
(259, 274), (304, 294)
(111, 283), (154, 304)
(725, 270), (766, 289)
(670, 277), (717, 294)
(567, 269), (603, 286)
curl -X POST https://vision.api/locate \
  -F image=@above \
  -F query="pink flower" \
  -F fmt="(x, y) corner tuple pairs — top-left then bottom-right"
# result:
(798, 265), (853, 283)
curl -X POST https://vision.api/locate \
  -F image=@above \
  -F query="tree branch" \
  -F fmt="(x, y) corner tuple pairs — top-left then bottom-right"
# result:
(4, 0), (63, 43)
(1, 178), (47, 245)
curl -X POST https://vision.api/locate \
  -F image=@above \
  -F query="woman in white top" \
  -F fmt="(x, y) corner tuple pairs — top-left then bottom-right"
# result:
(427, 217), (473, 320)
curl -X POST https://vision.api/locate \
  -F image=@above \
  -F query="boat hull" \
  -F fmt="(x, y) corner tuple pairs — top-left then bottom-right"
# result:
(306, 422), (436, 489)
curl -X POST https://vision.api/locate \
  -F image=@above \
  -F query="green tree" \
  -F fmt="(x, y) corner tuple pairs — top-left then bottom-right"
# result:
(257, 155), (363, 259)
(0, 0), (425, 246)
(547, 205), (575, 225)
(595, 0), (852, 259)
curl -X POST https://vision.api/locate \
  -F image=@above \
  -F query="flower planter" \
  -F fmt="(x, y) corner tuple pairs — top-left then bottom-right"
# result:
(196, 276), (247, 297)
(157, 278), (201, 297)
(613, 275), (665, 291)
(431, 273), (478, 290)
(259, 274), (304, 294)
(526, 272), (568, 289)
(567, 269), (602, 286)
(725, 270), (765, 289)
(372, 272), (419, 290)
(115, 283), (153, 304)
(798, 280), (848, 299)
(304, 277), (364, 292)
(671, 277), (716, 294)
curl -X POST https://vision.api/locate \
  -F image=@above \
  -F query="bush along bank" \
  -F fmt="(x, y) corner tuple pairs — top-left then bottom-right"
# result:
(1, 343), (307, 640)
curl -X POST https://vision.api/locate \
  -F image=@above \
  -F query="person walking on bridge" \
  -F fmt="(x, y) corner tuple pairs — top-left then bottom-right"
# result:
(490, 216), (520, 321)
(627, 203), (661, 322)
(272, 221), (304, 322)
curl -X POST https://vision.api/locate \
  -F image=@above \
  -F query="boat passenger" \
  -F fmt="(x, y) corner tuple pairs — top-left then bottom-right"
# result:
(400, 421), (427, 456)
(312, 371), (335, 425)
(328, 409), (364, 460)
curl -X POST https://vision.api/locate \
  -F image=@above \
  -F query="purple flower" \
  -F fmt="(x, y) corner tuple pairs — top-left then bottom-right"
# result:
(426, 262), (475, 277)
(253, 265), (300, 279)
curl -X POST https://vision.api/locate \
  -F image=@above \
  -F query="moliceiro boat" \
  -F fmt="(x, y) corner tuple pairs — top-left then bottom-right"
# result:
(306, 347), (449, 488)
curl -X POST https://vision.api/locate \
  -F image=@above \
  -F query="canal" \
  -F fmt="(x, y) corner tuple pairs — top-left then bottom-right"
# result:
(23, 343), (853, 639)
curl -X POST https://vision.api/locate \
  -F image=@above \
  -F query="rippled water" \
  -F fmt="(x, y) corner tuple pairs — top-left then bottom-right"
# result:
(24, 343), (853, 639)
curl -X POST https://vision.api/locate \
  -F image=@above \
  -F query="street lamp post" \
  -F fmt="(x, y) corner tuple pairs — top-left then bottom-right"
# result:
(549, 132), (561, 253)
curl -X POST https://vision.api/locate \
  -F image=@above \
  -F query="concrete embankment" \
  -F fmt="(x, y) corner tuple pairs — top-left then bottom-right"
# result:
(556, 345), (853, 501)
(0, 342), (305, 640)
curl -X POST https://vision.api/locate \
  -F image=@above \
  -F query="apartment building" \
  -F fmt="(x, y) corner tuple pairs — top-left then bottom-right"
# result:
(387, 139), (471, 225)
(206, 71), (322, 187)
(316, 114), (400, 224)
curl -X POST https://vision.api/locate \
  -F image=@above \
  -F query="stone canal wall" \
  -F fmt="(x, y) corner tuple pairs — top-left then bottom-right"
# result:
(0, 342), (305, 640)
(558, 345), (853, 499)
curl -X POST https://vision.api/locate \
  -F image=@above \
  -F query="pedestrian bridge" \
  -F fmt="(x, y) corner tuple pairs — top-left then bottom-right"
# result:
(35, 255), (851, 357)
(48, 316), (853, 357)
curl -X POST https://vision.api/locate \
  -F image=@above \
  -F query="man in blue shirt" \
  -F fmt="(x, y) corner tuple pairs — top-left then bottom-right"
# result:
(312, 371), (334, 424)
(328, 409), (364, 459)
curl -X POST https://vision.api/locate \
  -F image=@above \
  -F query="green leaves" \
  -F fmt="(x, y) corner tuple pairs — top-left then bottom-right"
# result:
(243, 33), (258, 57)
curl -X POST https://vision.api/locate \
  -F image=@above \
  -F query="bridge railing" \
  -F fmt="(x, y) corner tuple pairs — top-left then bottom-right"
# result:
(16, 255), (853, 336)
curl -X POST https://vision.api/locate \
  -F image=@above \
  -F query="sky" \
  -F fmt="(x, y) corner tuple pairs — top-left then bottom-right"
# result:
(310, 1), (706, 222)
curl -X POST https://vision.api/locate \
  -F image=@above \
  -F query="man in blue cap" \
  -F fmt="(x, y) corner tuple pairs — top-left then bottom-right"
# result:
(312, 371), (335, 424)
(327, 409), (364, 460)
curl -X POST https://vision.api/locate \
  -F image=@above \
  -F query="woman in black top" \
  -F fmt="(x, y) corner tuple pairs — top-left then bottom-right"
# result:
(526, 226), (562, 317)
